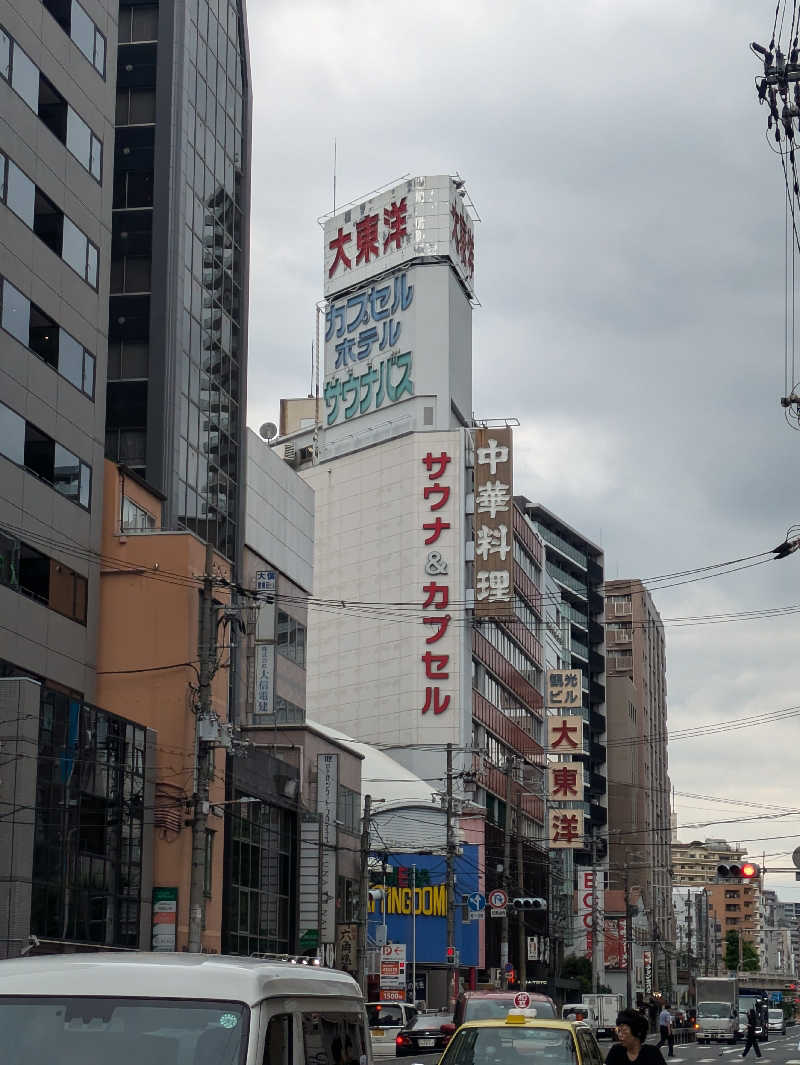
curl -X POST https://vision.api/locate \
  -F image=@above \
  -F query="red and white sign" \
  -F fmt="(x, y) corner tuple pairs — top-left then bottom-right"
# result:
(514, 992), (531, 1009)
(488, 889), (508, 909)
(380, 989), (406, 1002)
(380, 943), (406, 990)
(420, 449), (454, 719)
(323, 175), (475, 298)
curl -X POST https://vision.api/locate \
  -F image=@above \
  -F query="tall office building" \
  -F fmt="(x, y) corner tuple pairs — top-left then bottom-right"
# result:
(105, 0), (251, 561)
(0, 0), (161, 956)
(605, 578), (674, 989)
(516, 502), (608, 860)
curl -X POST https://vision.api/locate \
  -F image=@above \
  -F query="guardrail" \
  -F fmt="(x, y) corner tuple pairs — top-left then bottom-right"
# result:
(672, 1030), (697, 1046)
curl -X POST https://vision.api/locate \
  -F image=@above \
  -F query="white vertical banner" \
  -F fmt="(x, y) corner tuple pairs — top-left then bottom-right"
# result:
(253, 642), (275, 718)
(579, 870), (604, 960)
(317, 753), (339, 846)
(320, 847), (337, 941)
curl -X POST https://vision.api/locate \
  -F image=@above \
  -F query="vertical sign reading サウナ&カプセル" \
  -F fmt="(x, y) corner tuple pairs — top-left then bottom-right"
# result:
(420, 448), (455, 717)
(473, 428), (513, 619)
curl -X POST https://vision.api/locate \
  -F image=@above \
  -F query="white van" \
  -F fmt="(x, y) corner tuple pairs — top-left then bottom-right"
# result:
(365, 1002), (417, 1056)
(0, 952), (370, 1065)
(562, 1003), (599, 1035)
(767, 1008), (786, 1035)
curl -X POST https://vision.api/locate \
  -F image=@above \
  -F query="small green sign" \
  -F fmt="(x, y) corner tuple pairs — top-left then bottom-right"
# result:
(300, 928), (319, 948)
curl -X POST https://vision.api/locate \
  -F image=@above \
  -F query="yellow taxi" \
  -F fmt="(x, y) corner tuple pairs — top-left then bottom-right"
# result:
(436, 1010), (606, 1065)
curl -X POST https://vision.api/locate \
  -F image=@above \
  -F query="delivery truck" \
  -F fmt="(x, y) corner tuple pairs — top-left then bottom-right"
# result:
(695, 976), (739, 1044)
(582, 993), (623, 1039)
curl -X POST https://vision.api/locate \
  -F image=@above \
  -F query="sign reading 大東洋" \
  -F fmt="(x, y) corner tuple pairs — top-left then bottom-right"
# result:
(323, 175), (475, 299)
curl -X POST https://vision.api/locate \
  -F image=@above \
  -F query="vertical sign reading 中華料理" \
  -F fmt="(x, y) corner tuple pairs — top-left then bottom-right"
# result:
(473, 428), (513, 619)
(420, 448), (455, 718)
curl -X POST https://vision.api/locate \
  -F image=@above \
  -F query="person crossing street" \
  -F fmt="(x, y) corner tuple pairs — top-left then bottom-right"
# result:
(657, 1005), (675, 1058)
(742, 1009), (762, 1058)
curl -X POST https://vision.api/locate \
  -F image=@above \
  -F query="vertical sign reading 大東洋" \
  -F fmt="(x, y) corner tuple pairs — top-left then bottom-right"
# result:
(473, 428), (513, 618)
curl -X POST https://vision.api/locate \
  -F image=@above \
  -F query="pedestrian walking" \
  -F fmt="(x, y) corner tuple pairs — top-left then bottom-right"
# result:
(742, 1009), (762, 1058)
(606, 1009), (667, 1065)
(657, 1005), (675, 1058)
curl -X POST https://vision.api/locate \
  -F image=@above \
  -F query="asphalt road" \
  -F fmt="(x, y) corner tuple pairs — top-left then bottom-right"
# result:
(376, 1032), (800, 1065)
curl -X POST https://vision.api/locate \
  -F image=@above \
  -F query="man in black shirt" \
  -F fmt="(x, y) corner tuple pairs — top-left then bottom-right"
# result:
(606, 1009), (667, 1065)
(742, 1010), (762, 1058)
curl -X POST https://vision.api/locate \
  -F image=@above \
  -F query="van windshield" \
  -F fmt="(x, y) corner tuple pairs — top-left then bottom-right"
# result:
(698, 1003), (731, 1019)
(1, 995), (248, 1065)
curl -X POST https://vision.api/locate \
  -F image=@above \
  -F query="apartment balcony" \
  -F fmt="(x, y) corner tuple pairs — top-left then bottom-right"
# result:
(549, 562), (587, 599)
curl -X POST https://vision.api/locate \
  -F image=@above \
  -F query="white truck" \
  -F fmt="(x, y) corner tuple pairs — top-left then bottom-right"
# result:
(581, 994), (622, 1039)
(695, 976), (739, 1044)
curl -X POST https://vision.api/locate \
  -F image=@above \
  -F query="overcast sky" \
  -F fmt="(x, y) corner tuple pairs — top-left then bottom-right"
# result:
(244, 1), (800, 898)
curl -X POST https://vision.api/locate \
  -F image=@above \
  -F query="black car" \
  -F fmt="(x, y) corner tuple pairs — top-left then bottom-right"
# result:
(396, 1014), (453, 1057)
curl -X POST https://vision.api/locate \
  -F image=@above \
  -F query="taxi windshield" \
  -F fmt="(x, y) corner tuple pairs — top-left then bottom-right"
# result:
(464, 999), (556, 1021)
(447, 1026), (577, 1065)
(1, 996), (248, 1065)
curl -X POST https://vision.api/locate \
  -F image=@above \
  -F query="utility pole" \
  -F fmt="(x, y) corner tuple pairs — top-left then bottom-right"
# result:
(358, 793), (372, 997)
(517, 797), (526, 991)
(686, 889), (694, 1006)
(501, 756), (514, 989)
(188, 541), (216, 953)
(625, 862), (633, 1009)
(445, 744), (456, 1005)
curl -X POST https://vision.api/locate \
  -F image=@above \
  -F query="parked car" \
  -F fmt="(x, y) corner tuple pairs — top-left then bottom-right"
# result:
(395, 1013), (452, 1057)
(367, 1002), (418, 1056)
(768, 1009), (786, 1036)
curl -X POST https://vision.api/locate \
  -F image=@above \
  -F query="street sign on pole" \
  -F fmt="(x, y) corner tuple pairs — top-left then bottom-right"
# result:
(466, 892), (486, 913)
(488, 889), (508, 909)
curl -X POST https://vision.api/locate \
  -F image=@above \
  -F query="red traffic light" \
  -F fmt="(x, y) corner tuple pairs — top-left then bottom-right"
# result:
(446, 946), (455, 958)
(741, 863), (760, 879)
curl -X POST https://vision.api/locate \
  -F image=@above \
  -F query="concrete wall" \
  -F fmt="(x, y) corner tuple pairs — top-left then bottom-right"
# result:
(96, 461), (232, 952)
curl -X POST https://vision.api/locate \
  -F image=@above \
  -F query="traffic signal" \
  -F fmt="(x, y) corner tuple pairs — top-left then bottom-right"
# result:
(446, 946), (460, 965)
(510, 897), (548, 911)
(716, 862), (760, 880)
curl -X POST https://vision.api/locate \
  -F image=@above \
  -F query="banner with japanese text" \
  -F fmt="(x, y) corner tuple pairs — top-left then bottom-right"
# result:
(546, 668), (582, 709)
(473, 427), (513, 618)
(547, 761), (584, 803)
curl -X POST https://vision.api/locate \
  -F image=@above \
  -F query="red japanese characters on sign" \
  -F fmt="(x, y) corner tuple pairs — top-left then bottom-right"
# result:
(547, 761), (584, 800)
(328, 198), (410, 281)
(421, 449), (453, 716)
(546, 715), (583, 753)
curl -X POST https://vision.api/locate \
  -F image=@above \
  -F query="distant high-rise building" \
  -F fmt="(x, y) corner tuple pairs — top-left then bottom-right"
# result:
(516, 502), (607, 863)
(105, 0), (252, 562)
(605, 578), (674, 982)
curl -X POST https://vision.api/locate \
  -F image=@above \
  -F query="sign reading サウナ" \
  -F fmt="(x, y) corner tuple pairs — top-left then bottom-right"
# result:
(323, 270), (414, 427)
(323, 175), (475, 299)
(420, 448), (455, 718)
(473, 428), (513, 618)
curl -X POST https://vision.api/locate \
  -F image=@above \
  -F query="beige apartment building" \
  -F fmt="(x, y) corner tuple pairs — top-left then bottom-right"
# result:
(605, 579), (674, 987)
(672, 838), (746, 887)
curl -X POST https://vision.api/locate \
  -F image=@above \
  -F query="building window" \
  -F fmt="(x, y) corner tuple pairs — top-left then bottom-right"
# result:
(42, 0), (106, 76)
(336, 876), (359, 924)
(118, 4), (158, 43)
(338, 786), (359, 836)
(0, 275), (95, 397)
(276, 611), (306, 668)
(225, 798), (296, 957)
(0, 401), (91, 508)
(273, 694), (304, 724)
(31, 695), (145, 947)
(115, 87), (156, 125)
(0, 30), (102, 179)
(0, 152), (99, 287)
(121, 496), (155, 532)
(0, 529), (88, 624)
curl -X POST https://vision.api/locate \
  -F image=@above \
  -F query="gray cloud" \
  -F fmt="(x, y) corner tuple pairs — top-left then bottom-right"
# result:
(245, 0), (800, 893)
